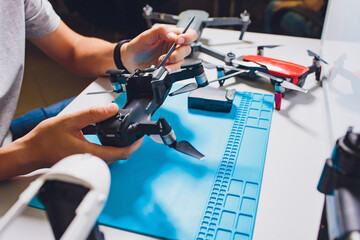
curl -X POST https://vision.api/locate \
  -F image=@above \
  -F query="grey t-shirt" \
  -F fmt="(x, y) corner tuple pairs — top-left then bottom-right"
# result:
(0, 0), (60, 145)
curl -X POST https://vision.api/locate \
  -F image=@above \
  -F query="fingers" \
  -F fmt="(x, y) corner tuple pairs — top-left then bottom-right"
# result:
(159, 44), (192, 64)
(167, 28), (197, 45)
(165, 59), (184, 72)
(63, 103), (119, 129)
(141, 25), (197, 46)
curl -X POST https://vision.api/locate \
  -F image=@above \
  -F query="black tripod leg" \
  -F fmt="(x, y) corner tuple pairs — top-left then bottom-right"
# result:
(318, 199), (329, 240)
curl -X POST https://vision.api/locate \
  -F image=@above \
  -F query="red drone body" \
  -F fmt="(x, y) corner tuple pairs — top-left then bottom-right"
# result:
(242, 55), (310, 86)
(239, 52), (323, 110)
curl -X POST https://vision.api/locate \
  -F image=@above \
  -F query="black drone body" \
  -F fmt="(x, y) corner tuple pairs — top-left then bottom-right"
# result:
(83, 16), (206, 160)
(83, 61), (207, 160)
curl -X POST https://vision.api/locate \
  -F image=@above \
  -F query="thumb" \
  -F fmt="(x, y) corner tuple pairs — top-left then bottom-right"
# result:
(64, 103), (119, 129)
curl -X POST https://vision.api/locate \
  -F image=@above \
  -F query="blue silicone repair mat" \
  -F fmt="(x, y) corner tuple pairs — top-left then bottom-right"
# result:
(30, 86), (274, 240)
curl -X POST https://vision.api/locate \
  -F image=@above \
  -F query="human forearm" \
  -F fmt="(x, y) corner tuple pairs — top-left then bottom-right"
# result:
(31, 21), (196, 78)
(0, 140), (42, 181)
(70, 36), (116, 77)
(30, 21), (117, 77)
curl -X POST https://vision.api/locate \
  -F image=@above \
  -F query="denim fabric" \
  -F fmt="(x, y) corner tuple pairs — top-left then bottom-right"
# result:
(10, 97), (75, 141)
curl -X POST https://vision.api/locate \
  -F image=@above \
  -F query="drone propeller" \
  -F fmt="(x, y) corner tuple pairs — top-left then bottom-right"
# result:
(169, 83), (199, 96)
(257, 45), (281, 49)
(254, 71), (308, 93)
(307, 50), (328, 64)
(208, 70), (248, 84)
(171, 141), (205, 160)
(202, 62), (219, 69)
(203, 62), (240, 72)
(87, 90), (120, 95)
(236, 44), (282, 50)
(148, 135), (205, 160)
(148, 134), (163, 144)
(149, 117), (204, 160)
(169, 70), (246, 96)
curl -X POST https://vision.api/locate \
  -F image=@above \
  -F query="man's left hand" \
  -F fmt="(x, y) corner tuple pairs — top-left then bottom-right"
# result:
(120, 25), (197, 73)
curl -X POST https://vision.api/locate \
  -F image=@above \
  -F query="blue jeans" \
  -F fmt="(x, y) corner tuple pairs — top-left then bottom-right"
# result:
(10, 97), (75, 141)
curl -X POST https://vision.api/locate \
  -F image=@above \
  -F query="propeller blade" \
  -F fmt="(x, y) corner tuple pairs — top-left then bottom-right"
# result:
(202, 62), (218, 69)
(208, 70), (247, 84)
(254, 71), (308, 93)
(203, 62), (242, 72)
(236, 45), (281, 50)
(307, 49), (318, 57)
(148, 134), (164, 144)
(172, 141), (205, 160)
(87, 90), (117, 95)
(236, 56), (243, 61)
(106, 69), (126, 75)
(255, 70), (284, 82)
(169, 83), (199, 96)
(280, 80), (308, 93)
(258, 44), (281, 49)
(307, 49), (328, 64)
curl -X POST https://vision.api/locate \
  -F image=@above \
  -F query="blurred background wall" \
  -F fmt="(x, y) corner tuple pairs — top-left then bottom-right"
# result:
(49, 0), (274, 41)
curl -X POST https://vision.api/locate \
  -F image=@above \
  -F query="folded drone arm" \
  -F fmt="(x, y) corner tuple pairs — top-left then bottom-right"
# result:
(168, 68), (199, 84)
(205, 17), (251, 40)
(128, 121), (162, 136)
(195, 44), (226, 62)
(168, 61), (206, 84)
(143, 12), (179, 28)
(205, 17), (248, 27)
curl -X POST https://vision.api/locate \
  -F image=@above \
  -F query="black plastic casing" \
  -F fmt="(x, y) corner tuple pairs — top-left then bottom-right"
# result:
(188, 87), (235, 113)
(317, 127), (360, 240)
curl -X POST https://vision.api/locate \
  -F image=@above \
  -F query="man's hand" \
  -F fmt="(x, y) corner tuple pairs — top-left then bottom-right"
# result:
(0, 103), (143, 180)
(120, 25), (197, 73)
(25, 102), (143, 166)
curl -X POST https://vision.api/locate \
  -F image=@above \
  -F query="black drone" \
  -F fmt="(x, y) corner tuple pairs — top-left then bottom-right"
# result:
(82, 17), (224, 160)
(143, 4), (251, 56)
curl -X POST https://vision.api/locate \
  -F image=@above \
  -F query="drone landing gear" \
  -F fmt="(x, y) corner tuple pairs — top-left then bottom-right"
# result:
(274, 84), (282, 110)
(216, 66), (226, 86)
(130, 117), (205, 160)
(274, 92), (282, 110)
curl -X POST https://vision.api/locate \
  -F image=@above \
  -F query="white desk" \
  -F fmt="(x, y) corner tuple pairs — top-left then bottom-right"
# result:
(0, 29), (333, 239)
